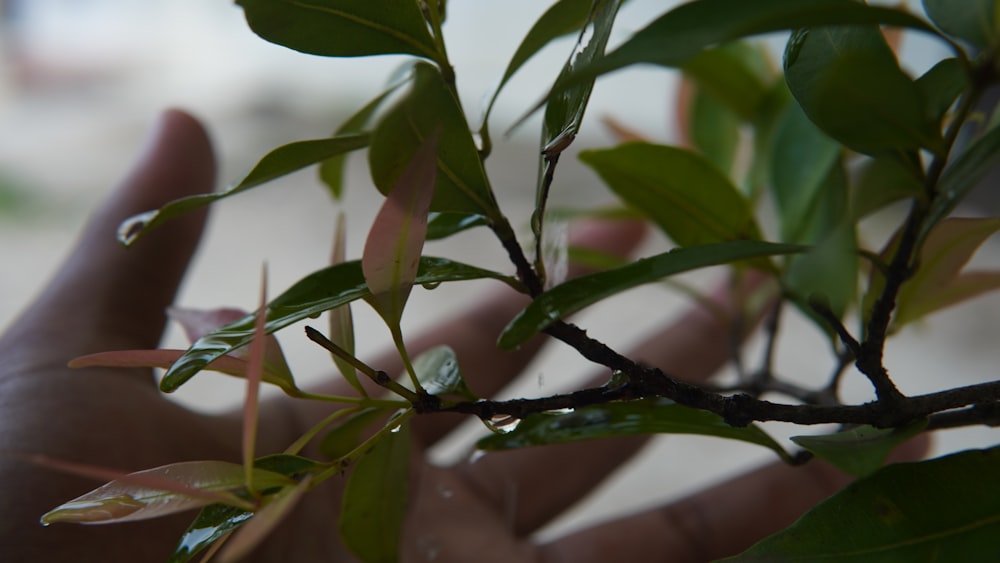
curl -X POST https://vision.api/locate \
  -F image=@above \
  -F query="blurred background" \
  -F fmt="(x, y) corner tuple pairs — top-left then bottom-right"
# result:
(1, 0), (997, 539)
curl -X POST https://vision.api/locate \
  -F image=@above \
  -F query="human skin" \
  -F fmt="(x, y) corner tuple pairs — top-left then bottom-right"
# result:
(0, 110), (926, 562)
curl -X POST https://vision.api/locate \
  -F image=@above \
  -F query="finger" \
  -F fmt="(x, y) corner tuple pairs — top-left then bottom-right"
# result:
(0, 109), (214, 376)
(538, 435), (931, 562)
(454, 276), (768, 536)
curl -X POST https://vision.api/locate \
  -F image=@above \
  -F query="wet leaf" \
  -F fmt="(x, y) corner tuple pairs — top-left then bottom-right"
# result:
(369, 62), (499, 217)
(896, 217), (1000, 326)
(425, 212), (488, 240)
(724, 446), (1000, 561)
(784, 24), (942, 155)
(169, 503), (254, 563)
(580, 142), (760, 246)
(119, 134), (369, 246)
(413, 346), (476, 401)
(499, 241), (803, 349)
(922, 0), (997, 49)
(217, 477), (312, 563)
(340, 421), (411, 563)
(160, 257), (513, 392)
(477, 398), (790, 461)
(237, 0), (439, 60)
(363, 130), (440, 326)
(41, 460), (290, 525)
(791, 420), (927, 478)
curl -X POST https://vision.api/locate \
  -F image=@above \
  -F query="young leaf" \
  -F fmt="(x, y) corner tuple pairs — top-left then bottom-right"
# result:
(477, 398), (790, 462)
(119, 134), (369, 246)
(328, 212), (363, 395)
(216, 477), (312, 563)
(369, 62), (499, 217)
(580, 142), (760, 246)
(791, 419), (927, 478)
(895, 217), (1000, 326)
(236, 0), (439, 60)
(922, 0), (997, 49)
(363, 129), (440, 327)
(242, 272), (269, 492)
(340, 421), (411, 563)
(784, 24), (943, 155)
(724, 446), (1000, 561)
(498, 240), (803, 349)
(39, 460), (291, 525)
(412, 346), (476, 401)
(160, 257), (515, 392)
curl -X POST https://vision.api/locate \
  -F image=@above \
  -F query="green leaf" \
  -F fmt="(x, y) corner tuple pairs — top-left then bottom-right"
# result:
(896, 217), (1000, 326)
(119, 134), (369, 246)
(580, 142), (760, 246)
(412, 346), (476, 401)
(688, 84), (742, 176)
(482, 0), (593, 126)
(769, 102), (842, 243)
(791, 420), (927, 478)
(477, 398), (790, 461)
(849, 155), (924, 220)
(369, 62), (499, 217)
(922, 0), (997, 49)
(681, 41), (771, 120)
(169, 504), (254, 563)
(915, 58), (968, 125)
(320, 408), (389, 459)
(784, 25), (942, 155)
(924, 125), (1000, 237)
(236, 0), (439, 60)
(340, 421), (411, 563)
(363, 130), (439, 327)
(724, 446), (1000, 562)
(498, 240), (803, 349)
(785, 222), (858, 318)
(161, 257), (514, 392)
(425, 212), (488, 240)
(561, 0), (937, 84)
(217, 477), (311, 563)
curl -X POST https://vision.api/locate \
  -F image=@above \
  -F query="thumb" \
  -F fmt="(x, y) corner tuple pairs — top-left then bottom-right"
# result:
(0, 109), (215, 373)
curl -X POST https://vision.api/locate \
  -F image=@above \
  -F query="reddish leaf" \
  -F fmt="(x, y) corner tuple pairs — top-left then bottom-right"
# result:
(328, 212), (363, 395)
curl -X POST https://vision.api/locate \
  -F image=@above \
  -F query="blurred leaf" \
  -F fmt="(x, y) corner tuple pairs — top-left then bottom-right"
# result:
(850, 156), (924, 220)
(119, 134), (369, 246)
(363, 130), (440, 326)
(41, 461), (290, 525)
(791, 420), (927, 478)
(784, 25), (942, 155)
(922, 0), (997, 49)
(237, 0), (438, 60)
(321, 408), (388, 459)
(916, 58), (968, 125)
(340, 422), (411, 563)
(499, 241), (803, 349)
(681, 41), (771, 120)
(320, 87), (403, 200)
(169, 504), (253, 563)
(559, 0), (936, 85)
(924, 125), (1000, 237)
(785, 222), (858, 318)
(425, 212), (488, 240)
(483, 0), (593, 126)
(370, 62), (499, 217)
(477, 398), (790, 461)
(328, 212), (363, 394)
(413, 346), (476, 401)
(161, 257), (513, 392)
(770, 102), (841, 243)
(580, 142), (760, 246)
(688, 85), (742, 176)
(253, 454), (324, 477)
(724, 446), (1000, 562)
(217, 477), (311, 563)
(896, 217), (1000, 326)
(241, 276), (269, 491)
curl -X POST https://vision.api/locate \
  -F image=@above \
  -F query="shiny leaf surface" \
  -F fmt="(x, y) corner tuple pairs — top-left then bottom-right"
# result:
(425, 212), (488, 240)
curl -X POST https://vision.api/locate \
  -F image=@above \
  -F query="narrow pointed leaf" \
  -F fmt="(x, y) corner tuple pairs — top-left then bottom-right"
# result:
(161, 257), (513, 392)
(477, 398), (790, 461)
(369, 62), (499, 217)
(328, 212), (363, 394)
(724, 446), (1000, 561)
(791, 419), (927, 478)
(236, 0), (439, 60)
(340, 421), (411, 563)
(922, 0), (997, 49)
(580, 142), (760, 246)
(363, 130), (440, 326)
(169, 503), (253, 563)
(499, 241), (803, 349)
(242, 273), (269, 490)
(413, 346), (476, 401)
(784, 24), (942, 155)
(40, 460), (291, 525)
(217, 477), (312, 563)
(119, 134), (369, 246)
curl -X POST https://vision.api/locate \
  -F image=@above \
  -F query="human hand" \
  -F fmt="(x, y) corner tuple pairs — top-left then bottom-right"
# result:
(0, 110), (926, 562)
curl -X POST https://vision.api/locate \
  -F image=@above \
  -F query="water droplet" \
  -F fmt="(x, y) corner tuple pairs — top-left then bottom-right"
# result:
(436, 484), (454, 499)
(421, 281), (442, 290)
(117, 211), (158, 246)
(467, 450), (486, 464)
(389, 424), (402, 433)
